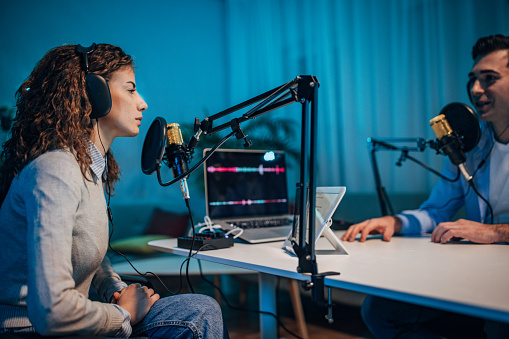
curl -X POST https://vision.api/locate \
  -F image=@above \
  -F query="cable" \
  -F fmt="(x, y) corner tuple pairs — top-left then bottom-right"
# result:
(192, 256), (303, 339)
(190, 217), (244, 239)
(468, 140), (495, 224)
(469, 180), (494, 224)
(276, 276), (281, 338)
(107, 216), (182, 295)
(184, 198), (196, 294)
(404, 153), (461, 182)
(421, 189), (470, 211)
(158, 130), (236, 187)
(96, 119), (183, 296)
(400, 135), (496, 224)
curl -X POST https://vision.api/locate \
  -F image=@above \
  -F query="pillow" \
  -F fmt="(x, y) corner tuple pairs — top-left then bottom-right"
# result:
(144, 207), (190, 238)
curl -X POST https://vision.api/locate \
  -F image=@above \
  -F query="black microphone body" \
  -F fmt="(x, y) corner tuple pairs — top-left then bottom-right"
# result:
(436, 133), (466, 166)
(166, 143), (189, 178)
(166, 123), (191, 199)
(430, 108), (476, 181)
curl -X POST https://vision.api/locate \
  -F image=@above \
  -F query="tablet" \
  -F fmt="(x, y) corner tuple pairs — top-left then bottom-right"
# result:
(284, 186), (349, 255)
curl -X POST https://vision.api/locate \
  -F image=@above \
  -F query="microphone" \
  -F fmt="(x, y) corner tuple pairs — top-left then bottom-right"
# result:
(141, 117), (191, 200)
(141, 117), (166, 176)
(166, 123), (190, 199)
(429, 103), (480, 181)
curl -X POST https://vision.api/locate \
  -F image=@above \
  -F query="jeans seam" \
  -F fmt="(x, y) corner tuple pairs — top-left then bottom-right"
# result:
(132, 320), (201, 338)
(0, 326), (35, 334)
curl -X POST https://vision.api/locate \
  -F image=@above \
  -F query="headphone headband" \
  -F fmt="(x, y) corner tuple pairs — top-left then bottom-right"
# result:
(75, 43), (112, 119)
(75, 43), (97, 73)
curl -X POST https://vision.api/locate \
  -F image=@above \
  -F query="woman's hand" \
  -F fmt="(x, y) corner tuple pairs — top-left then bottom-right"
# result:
(114, 283), (160, 325)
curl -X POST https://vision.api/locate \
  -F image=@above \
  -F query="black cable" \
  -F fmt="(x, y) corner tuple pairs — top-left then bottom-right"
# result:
(404, 153), (461, 182)
(184, 198), (195, 294)
(468, 140), (495, 224)
(194, 257), (303, 339)
(107, 197), (200, 297)
(276, 276), (281, 338)
(158, 130), (236, 187)
(96, 120), (183, 296)
(400, 137), (496, 224)
(469, 180), (494, 224)
(107, 217), (181, 295)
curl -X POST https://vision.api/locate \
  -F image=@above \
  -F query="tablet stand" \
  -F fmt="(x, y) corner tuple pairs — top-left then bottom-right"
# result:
(319, 220), (348, 255)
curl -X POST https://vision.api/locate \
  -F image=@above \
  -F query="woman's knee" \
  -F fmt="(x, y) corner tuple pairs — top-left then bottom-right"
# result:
(154, 294), (222, 321)
(185, 294), (222, 321)
(136, 294), (225, 338)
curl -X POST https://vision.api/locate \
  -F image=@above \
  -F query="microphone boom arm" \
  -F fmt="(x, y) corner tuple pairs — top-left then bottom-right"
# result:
(200, 78), (300, 135)
(189, 75), (331, 305)
(154, 75), (334, 308)
(368, 137), (460, 216)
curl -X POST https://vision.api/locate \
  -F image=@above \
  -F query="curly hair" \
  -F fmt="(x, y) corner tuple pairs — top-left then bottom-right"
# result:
(472, 34), (509, 65)
(0, 43), (133, 205)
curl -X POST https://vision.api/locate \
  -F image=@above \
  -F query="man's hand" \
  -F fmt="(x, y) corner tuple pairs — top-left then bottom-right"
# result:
(115, 283), (160, 325)
(431, 219), (509, 244)
(340, 216), (402, 242)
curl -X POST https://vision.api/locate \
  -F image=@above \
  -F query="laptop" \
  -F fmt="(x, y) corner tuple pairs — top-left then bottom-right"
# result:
(203, 148), (293, 243)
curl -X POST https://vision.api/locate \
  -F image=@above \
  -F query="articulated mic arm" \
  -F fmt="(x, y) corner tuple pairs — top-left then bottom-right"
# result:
(149, 75), (340, 311)
(188, 76), (327, 280)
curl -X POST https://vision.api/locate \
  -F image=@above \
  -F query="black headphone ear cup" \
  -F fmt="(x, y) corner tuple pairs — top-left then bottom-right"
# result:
(86, 73), (112, 119)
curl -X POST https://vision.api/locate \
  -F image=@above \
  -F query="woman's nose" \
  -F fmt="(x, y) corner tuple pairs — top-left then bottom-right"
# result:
(138, 95), (148, 112)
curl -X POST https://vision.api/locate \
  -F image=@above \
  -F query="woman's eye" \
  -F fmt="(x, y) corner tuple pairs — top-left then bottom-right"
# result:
(128, 89), (136, 94)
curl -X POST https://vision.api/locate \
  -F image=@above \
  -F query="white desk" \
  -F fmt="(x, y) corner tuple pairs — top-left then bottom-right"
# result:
(149, 232), (509, 338)
(111, 253), (253, 276)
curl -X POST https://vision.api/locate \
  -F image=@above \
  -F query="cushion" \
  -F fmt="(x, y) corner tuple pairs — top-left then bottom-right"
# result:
(109, 234), (171, 254)
(143, 207), (190, 238)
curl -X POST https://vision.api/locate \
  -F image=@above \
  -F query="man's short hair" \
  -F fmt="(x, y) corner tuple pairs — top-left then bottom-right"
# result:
(472, 34), (509, 65)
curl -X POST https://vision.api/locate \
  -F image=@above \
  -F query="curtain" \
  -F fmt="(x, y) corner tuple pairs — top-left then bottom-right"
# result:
(224, 0), (509, 194)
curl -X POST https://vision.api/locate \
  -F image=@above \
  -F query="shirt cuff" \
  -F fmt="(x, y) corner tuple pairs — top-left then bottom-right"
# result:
(396, 209), (435, 234)
(395, 213), (411, 234)
(112, 304), (132, 338)
(102, 278), (128, 303)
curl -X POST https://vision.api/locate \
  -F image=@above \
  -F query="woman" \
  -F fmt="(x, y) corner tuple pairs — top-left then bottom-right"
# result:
(0, 43), (227, 338)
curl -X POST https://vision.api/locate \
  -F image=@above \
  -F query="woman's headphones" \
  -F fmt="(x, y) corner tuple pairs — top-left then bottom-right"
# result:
(75, 43), (111, 119)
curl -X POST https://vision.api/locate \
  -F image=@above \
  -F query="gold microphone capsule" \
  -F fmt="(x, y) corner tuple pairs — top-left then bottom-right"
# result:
(429, 114), (453, 139)
(166, 123), (184, 145)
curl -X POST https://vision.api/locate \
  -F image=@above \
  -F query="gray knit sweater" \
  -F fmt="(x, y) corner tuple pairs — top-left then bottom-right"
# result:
(0, 150), (129, 336)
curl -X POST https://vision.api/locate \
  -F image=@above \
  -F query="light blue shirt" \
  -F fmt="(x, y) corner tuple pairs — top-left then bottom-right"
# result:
(397, 122), (500, 234)
(86, 139), (106, 179)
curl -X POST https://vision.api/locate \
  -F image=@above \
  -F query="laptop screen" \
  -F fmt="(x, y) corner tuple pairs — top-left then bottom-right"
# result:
(204, 149), (289, 219)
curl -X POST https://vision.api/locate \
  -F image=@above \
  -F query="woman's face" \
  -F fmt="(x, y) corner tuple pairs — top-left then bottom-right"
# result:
(99, 67), (148, 140)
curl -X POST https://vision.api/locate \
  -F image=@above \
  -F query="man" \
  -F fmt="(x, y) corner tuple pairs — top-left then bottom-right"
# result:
(341, 34), (509, 338)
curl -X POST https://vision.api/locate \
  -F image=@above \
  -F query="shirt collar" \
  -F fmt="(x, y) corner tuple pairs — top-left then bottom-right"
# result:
(86, 139), (107, 179)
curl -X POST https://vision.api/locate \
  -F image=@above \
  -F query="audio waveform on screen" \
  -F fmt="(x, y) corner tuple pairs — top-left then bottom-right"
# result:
(207, 165), (285, 175)
(209, 198), (287, 206)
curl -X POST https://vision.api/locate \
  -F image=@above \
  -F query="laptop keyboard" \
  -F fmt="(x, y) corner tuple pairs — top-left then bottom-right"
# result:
(226, 217), (292, 229)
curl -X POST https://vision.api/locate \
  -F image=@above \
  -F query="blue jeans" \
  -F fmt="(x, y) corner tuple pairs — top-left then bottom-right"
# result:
(362, 295), (509, 339)
(132, 294), (228, 339)
(0, 294), (227, 338)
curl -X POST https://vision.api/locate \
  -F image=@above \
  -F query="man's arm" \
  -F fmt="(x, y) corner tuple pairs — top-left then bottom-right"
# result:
(431, 219), (509, 244)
